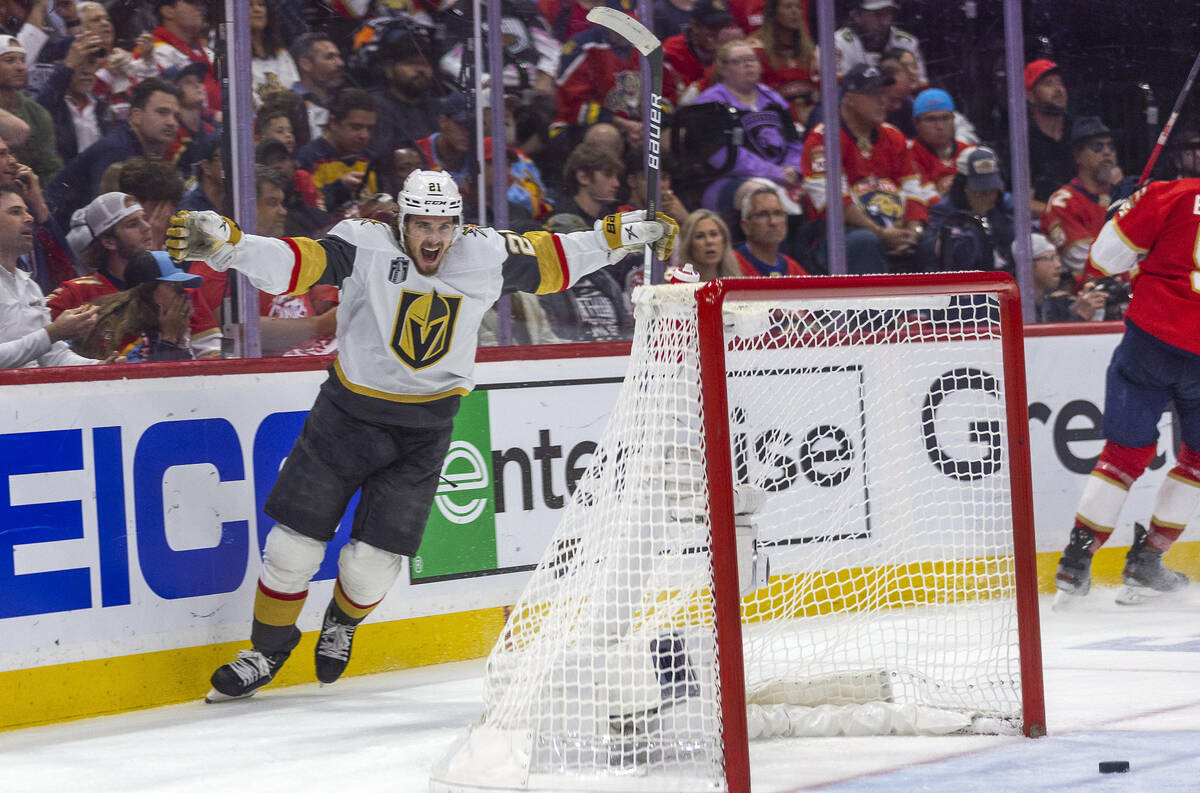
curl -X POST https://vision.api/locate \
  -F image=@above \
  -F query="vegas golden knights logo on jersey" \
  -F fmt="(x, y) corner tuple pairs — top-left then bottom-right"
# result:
(392, 290), (462, 369)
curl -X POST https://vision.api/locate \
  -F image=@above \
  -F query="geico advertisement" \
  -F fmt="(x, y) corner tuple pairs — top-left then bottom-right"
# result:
(0, 329), (1173, 670)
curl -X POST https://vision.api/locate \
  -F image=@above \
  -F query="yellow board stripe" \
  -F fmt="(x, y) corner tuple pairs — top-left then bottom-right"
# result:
(287, 237), (330, 295)
(525, 231), (567, 294)
(0, 607), (507, 732)
(333, 359), (469, 402)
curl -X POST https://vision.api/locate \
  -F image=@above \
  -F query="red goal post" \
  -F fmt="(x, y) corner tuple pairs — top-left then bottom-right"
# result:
(432, 272), (1045, 793)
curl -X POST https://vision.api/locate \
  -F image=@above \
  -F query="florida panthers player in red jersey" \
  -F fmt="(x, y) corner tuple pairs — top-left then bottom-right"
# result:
(166, 170), (677, 701)
(1054, 179), (1198, 606)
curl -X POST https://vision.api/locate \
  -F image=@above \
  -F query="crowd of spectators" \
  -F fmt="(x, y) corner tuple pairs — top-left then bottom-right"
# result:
(0, 0), (1181, 368)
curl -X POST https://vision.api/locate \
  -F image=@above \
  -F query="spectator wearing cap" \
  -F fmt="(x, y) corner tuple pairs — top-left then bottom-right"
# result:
(47, 77), (181, 228)
(162, 61), (214, 163)
(921, 146), (1014, 273)
(76, 249), (203, 362)
(661, 0), (740, 106)
(552, 13), (645, 150)
(249, 0), (299, 105)
(0, 35), (61, 183)
(834, 0), (927, 88)
(801, 63), (930, 274)
(370, 26), (441, 159)
(177, 131), (223, 213)
(695, 39), (803, 214)
(34, 29), (113, 164)
(908, 88), (967, 204)
(289, 33), (344, 145)
(81, 2), (159, 121)
(1021, 232), (1106, 323)
(1041, 116), (1135, 279)
(750, 0), (820, 126)
(0, 0), (51, 67)
(415, 93), (474, 186)
(295, 88), (378, 215)
(1023, 58), (1074, 217)
(0, 183), (109, 368)
(151, 0), (220, 113)
(1169, 128), (1200, 179)
(256, 137), (326, 237)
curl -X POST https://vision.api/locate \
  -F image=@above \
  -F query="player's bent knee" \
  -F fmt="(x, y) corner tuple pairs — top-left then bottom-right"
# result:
(337, 540), (405, 606)
(261, 524), (326, 593)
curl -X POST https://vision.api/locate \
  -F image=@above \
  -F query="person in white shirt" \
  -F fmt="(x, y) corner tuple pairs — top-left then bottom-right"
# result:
(0, 184), (104, 368)
(834, 0), (927, 87)
(249, 0), (300, 105)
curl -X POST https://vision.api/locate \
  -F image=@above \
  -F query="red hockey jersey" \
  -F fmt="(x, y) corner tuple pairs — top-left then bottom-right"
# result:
(801, 121), (928, 224)
(663, 34), (705, 107)
(908, 138), (966, 205)
(554, 29), (643, 129)
(1088, 179), (1200, 355)
(1041, 178), (1112, 276)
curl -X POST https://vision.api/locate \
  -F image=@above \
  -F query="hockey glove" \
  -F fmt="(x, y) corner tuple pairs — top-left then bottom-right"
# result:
(597, 210), (679, 262)
(165, 210), (243, 270)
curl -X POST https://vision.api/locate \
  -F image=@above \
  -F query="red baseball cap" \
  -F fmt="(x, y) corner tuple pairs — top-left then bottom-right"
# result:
(1024, 59), (1060, 91)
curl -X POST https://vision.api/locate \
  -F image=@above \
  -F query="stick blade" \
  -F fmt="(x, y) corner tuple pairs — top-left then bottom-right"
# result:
(585, 6), (660, 56)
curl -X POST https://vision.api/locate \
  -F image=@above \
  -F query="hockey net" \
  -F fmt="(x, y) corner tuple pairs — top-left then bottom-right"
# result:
(432, 274), (1044, 793)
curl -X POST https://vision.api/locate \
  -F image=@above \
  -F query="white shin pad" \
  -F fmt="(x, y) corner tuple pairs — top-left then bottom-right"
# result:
(337, 540), (405, 607)
(260, 524), (326, 593)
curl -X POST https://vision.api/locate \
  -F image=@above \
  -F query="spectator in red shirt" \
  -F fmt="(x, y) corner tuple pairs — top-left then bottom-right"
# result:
(751, 0), (819, 125)
(908, 88), (967, 205)
(662, 0), (740, 106)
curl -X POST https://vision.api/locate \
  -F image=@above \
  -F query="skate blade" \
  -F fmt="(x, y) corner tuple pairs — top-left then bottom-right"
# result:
(204, 687), (256, 704)
(1051, 589), (1087, 611)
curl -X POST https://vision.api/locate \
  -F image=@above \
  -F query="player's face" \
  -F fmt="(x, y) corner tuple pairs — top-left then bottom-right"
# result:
(404, 214), (458, 275)
(689, 218), (726, 271)
(916, 110), (955, 150)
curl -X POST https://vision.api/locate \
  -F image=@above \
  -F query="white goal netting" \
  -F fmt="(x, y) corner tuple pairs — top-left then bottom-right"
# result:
(432, 279), (1035, 793)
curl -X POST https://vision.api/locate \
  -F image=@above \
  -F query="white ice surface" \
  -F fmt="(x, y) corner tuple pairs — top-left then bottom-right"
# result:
(2, 590), (1199, 793)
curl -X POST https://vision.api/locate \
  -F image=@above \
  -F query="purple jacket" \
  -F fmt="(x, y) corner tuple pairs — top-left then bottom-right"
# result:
(693, 83), (804, 183)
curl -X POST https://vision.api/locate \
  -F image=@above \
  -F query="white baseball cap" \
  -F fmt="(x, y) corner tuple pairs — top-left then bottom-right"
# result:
(85, 192), (143, 237)
(859, 0), (899, 10)
(0, 35), (25, 56)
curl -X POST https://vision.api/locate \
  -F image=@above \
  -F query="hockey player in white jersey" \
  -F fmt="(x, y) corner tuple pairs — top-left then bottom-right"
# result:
(165, 170), (677, 702)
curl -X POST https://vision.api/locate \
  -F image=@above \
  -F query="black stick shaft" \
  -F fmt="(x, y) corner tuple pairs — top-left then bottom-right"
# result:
(1139, 47), (1200, 187)
(644, 48), (664, 283)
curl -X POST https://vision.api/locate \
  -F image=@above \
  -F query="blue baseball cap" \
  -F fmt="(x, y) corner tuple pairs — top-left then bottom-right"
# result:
(913, 88), (955, 117)
(125, 250), (203, 288)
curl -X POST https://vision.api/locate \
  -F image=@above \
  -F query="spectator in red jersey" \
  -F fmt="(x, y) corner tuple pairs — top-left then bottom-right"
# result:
(1041, 116), (1132, 278)
(151, 0), (220, 114)
(662, 0), (740, 107)
(76, 249), (202, 362)
(552, 15), (643, 149)
(750, 0), (819, 126)
(1053, 179), (1200, 604)
(908, 88), (967, 204)
(801, 63), (929, 274)
(51, 190), (221, 358)
(734, 186), (806, 276)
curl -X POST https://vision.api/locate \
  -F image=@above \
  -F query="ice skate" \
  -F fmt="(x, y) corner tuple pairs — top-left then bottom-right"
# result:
(1051, 525), (1094, 610)
(206, 648), (291, 703)
(315, 603), (359, 684)
(1115, 523), (1189, 606)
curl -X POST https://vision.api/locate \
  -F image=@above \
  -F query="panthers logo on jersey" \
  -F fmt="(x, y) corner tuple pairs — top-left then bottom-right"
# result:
(392, 290), (462, 370)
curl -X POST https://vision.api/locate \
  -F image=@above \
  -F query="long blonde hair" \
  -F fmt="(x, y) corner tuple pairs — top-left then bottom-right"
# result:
(673, 209), (740, 280)
(755, 0), (816, 68)
(77, 284), (160, 359)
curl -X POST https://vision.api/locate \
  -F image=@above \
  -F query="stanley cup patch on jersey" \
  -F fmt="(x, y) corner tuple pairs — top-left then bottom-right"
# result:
(392, 289), (462, 370)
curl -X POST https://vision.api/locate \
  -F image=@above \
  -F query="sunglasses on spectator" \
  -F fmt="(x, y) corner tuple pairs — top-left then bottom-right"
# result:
(1085, 139), (1116, 153)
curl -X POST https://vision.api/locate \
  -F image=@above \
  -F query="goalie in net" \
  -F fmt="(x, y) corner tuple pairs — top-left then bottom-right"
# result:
(432, 273), (1043, 793)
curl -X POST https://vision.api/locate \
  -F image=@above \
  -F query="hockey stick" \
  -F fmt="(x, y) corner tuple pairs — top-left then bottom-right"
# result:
(1138, 47), (1200, 187)
(586, 6), (664, 283)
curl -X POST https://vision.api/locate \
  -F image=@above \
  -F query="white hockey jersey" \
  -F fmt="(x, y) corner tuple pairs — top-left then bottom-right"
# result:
(227, 218), (613, 416)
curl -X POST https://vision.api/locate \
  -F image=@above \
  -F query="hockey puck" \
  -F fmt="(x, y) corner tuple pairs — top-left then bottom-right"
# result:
(1099, 761), (1130, 774)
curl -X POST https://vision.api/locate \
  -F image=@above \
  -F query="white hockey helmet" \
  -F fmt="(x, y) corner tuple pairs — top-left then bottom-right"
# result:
(397, 169), (463, 245)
